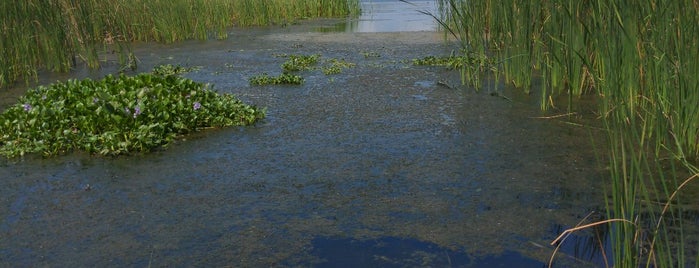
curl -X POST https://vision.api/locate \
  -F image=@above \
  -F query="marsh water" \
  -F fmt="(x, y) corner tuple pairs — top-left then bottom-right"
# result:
(1, 2), (610, 267)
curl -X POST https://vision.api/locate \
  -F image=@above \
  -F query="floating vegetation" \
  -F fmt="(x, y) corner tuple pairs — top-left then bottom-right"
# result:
(322, 59), (356, 75)
(0, 0), (360, 88)
(249, 73), (304, 86)
(360, 51), (381, 58)
(281, 54), (321, 72)
(0, 68), (265, 157)
(412, 55), (472, 70)
(151, 64), (201, 76)
(250, 54), (355, 85)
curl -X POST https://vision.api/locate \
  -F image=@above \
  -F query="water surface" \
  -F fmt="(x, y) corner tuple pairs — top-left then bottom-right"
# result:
(0, 14), (607, 268)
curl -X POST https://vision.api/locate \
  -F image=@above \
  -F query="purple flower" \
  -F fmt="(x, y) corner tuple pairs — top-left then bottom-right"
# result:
(193, 102), (201, 110)
(133, 106), (141, 118)
(22, 103), (32, 112)
(124, 107), (131, 115)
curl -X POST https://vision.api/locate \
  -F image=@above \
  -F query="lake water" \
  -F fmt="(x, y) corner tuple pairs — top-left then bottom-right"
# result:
(0, 2), (610, 267)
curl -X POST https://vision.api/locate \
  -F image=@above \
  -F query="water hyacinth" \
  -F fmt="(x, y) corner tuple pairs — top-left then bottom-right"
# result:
(0, 71), (265, 157)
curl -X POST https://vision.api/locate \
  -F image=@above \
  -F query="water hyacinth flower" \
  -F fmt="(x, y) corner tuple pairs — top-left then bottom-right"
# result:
(193, 102), (201, 110)
(133, 106), (141, 118)
(23, 103), (32, 111)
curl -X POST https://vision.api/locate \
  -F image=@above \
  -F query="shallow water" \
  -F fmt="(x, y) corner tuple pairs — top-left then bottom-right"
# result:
(0, 15), (610, 268)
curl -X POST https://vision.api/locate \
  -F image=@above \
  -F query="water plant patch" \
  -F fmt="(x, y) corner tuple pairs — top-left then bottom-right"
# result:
(0, 71), (265, 157)
(249, 54), (355, 86)
(322, 59), (356, 75)
(281, 54), (321, 72)
(412, 54), (479, 70)
(249, 73), (305, 85)
(151, 64), (201, 76)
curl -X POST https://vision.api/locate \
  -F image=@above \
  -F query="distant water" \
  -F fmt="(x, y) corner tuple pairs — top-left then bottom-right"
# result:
(317, 0), (439, 33)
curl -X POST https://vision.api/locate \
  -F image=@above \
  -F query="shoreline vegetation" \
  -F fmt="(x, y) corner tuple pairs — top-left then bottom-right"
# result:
(0, 0), (359, 157)
(0, 0), (360, 88)
(432, 0), (699, 266)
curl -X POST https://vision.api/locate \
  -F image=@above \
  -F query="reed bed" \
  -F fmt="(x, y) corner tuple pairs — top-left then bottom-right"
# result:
(0, 0), (359, 87)
(435, 0), (699, 266)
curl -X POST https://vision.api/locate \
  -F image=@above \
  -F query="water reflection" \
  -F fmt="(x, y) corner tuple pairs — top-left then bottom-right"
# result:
(317, 0), (439, 33)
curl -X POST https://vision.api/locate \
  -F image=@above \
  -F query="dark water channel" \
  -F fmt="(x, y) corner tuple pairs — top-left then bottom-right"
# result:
(1, 4), (609, 267)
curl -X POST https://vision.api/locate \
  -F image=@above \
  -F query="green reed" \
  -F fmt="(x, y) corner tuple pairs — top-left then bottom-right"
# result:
(436, 0), (699, 266)
(0, 0), (359, 88)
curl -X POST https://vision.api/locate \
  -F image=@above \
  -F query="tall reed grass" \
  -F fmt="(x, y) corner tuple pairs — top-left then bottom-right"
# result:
(434, 0), (699, 266)
(0, 0), (359, 88)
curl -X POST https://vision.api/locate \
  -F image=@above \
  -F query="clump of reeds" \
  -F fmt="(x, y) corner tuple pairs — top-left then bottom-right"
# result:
(432, 0), (699, 266)
(0, 0), (360, 88)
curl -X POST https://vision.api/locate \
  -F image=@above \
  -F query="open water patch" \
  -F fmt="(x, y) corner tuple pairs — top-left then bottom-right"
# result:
(316, 0), (438, 33)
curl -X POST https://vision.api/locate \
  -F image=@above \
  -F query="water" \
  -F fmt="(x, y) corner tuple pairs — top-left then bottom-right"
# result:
(316, 0), (439, 32)
(0, 6), (608, 268)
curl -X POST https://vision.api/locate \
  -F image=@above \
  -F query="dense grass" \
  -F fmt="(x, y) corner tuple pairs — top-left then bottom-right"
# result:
(434, 0), (699, 266)
(0, 0), (359, 88)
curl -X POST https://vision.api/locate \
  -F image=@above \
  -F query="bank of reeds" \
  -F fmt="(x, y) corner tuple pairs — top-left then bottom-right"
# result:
(434, 0), (699, 266)
(0, 0), (359, 87)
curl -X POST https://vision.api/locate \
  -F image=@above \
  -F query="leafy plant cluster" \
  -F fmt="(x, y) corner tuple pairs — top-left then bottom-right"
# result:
(151, 64), (201, 76)
(0, 69), (265, 157)
(249, 54), (355, 86)
(412, 53), (499, 90)
(412, 54), (488, 70)
(281, 54), (320, 72)
(322, 59), (356, 75)
(249, 73), (304, 85)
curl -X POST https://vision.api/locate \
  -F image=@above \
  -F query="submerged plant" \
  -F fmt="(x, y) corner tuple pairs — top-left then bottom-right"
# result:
(0, 72), (265, 157)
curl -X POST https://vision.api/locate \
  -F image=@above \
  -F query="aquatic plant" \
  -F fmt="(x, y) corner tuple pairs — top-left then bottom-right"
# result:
(151, 64), (201, 76)
(249, 73), (305, 86)
(322, 59), (356, 75)
(250, 54), (355, 85)
(0, 68), (265, 157)
(431, 0), (699, 266)
(0, 0), (360, 88)
(412, 54), (485, 70)
(281, 54), (321, 72)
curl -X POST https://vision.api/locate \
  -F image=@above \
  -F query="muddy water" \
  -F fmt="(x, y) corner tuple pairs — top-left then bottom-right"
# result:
(0, 19), (607, 267)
